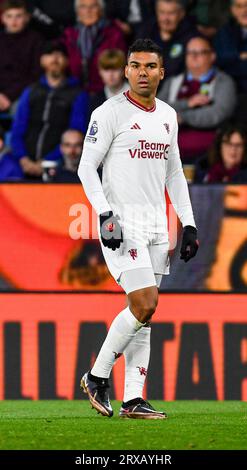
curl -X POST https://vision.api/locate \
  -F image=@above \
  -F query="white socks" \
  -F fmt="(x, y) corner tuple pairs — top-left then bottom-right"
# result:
(91, 306), (145, 379)
(123, 326), (151, 403)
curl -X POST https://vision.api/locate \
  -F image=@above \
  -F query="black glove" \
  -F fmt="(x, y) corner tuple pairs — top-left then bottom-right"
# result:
(99, 211), (123, 251)
(180, 225), (199, 263)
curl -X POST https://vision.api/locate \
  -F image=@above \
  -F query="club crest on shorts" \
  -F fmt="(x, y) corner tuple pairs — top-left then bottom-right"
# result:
(136, 366), (147, 376)
(128, 248), (138, 260)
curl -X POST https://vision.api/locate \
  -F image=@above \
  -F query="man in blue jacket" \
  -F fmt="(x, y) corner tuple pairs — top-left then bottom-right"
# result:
(11, 42), (88, 179)
(215, 0), (247, 93)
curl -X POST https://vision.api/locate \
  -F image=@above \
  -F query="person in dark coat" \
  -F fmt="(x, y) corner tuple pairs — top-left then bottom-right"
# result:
(62, 0), (127, 94)
(136, 0), (199, 78)
(215, 0), (247, 93)
(104, 0), (155, 38)
(11, 42), (88, 179)
(0, 0), (43, 113)
(26, 0), (76, 38)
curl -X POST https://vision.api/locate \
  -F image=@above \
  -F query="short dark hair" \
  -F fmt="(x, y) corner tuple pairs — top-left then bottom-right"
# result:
(127, 38), (163, 64)
(1, 0), (28, 12)
(41, 41), (68, 57)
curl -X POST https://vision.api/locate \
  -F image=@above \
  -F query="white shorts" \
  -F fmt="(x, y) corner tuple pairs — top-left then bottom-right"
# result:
(119, 268), (163, 294)
(98, 221), (170, 289)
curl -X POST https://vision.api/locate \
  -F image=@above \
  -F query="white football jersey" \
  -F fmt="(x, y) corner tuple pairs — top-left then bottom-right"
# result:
(79, 90), (196, 239)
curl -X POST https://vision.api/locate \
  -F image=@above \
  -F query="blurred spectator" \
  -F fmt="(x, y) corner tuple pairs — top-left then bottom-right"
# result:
(0, 0), (43, 114)
(104, 0), (155, 38)
(52, 129), (84, 182)
(215, 0), (247, 93)
(158, 37), (237, 161)
(0, 126), (23, 180)
(62, 0), (127, 94)
(194, 123), (247, 183)
(186, 1), (231, 38)
(89, 49), (128, 113)
(136, 0), (199, 78)
(26, 0), (76, 39)
(11, 42), (88, 179)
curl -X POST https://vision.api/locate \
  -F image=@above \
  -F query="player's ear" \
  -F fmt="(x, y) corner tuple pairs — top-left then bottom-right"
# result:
(125, 65), (129, 79)
(160, 67), (165, 80)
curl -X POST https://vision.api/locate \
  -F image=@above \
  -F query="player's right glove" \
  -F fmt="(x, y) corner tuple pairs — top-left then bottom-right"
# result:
(180, 225), (199, 263)
(99, 211), (123, 251)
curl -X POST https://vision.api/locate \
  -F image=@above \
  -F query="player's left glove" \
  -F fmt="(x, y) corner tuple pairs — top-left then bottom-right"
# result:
(180, 225), (199, 263)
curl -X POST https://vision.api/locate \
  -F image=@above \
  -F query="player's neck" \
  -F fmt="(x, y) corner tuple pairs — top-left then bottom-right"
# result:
(128, 89), (156, 110)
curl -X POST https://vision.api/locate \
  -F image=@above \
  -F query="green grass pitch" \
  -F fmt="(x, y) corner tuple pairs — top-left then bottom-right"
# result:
(0, 401), (247, 450)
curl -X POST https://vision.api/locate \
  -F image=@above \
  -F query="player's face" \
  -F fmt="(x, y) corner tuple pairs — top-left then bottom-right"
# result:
(125, 52), (164, 97)
(232, 0), (247, 28)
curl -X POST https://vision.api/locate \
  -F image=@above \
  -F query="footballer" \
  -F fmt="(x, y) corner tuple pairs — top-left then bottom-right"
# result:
(78, 38), (199, 419)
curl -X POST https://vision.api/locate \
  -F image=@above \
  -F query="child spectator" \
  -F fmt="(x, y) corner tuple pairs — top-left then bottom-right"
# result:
(89, 49), (128, 113)
(0, 0), (43, 114)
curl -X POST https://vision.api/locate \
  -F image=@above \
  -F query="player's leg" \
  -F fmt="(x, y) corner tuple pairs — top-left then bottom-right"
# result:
(80, 268), (157, 418)
(122, 274), (162, 403)
(80, 302), (145, 417)
(81, 226), (160, 418)
(119, 271), (166, 419)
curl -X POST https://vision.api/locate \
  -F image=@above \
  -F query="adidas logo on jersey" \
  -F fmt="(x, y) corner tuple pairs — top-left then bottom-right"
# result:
(131, 123), (141, 130)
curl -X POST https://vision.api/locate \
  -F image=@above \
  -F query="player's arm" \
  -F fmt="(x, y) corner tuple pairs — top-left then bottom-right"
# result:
(165, 115), (199, 262)
(77, 105), (123, 251)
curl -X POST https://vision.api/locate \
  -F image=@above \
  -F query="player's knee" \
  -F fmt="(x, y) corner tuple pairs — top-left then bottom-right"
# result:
(141, 304), (156, 323)
(131, 295), (158, 323)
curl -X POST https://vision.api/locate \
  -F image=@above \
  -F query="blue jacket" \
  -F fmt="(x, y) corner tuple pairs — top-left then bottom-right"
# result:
(215, 18), (247, 92)
(11, 75), (89, 162)
(0, 151), (23, 181)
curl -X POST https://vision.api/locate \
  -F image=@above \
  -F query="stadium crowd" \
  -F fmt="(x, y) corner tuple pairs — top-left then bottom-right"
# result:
(0, 0), (247, 183)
